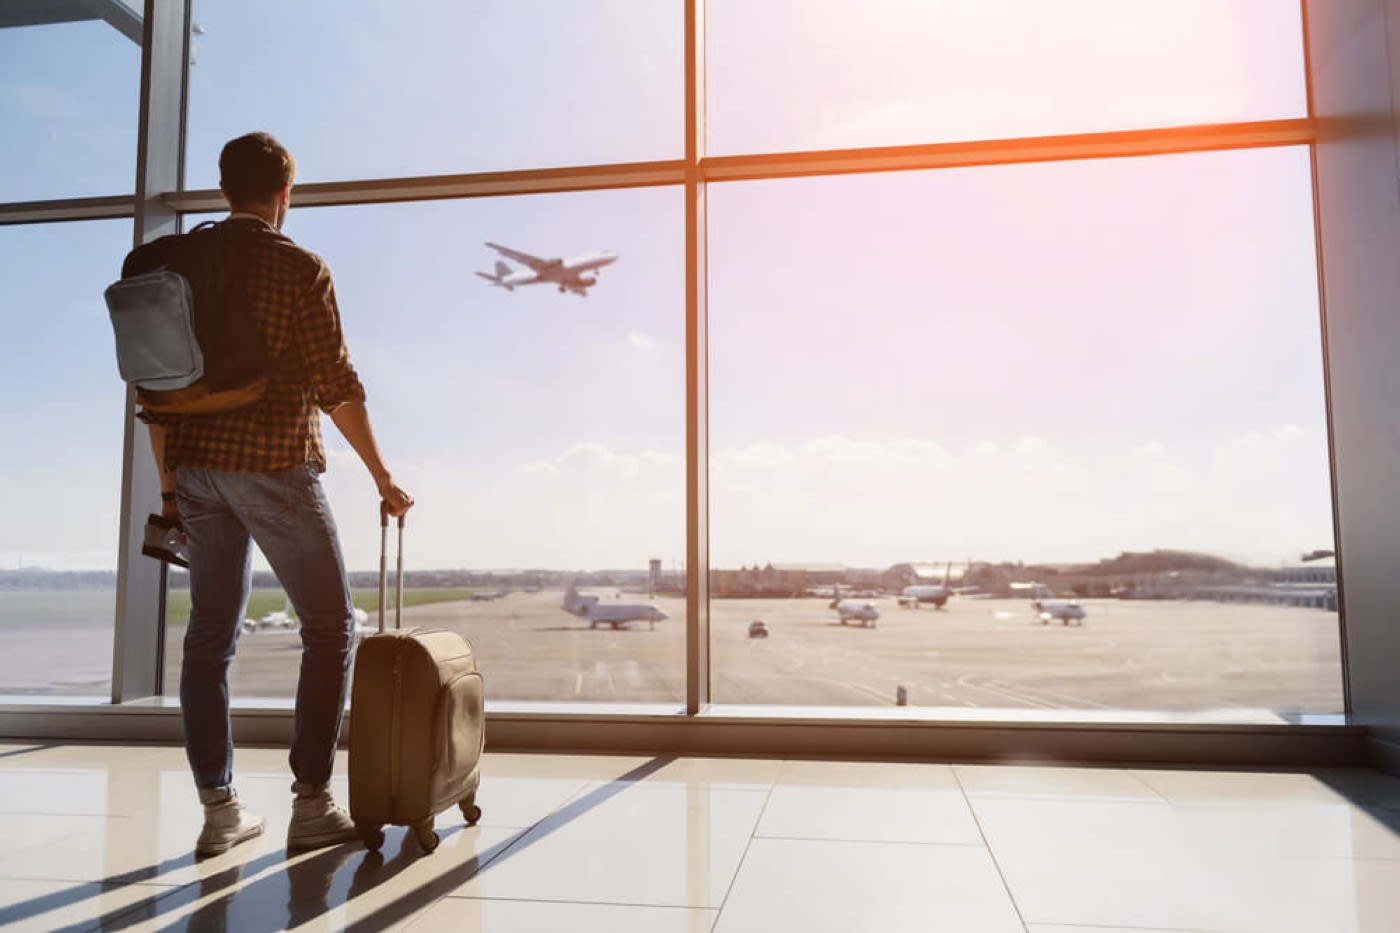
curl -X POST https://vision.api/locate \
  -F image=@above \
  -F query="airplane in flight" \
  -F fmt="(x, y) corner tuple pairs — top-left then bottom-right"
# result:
(562, 585), (668, 630)
(475, 242), (618, 296)
(1033, 599), (1087, 625)
(830, 596), (880, 628)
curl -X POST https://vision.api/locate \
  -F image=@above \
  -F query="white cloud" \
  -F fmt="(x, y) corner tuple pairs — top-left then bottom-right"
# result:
(805, 435), (889, 465)
(892, 437), (951, 463)
(627, 331), (655, 351)
(717, 442), (796, 470)
(522, 442), (682, 479)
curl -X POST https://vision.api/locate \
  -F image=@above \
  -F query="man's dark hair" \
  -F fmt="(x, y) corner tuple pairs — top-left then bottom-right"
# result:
(219, 132), (296, 206)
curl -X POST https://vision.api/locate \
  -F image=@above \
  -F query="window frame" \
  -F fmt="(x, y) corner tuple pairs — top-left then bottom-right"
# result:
(0, 0), (1357, 765)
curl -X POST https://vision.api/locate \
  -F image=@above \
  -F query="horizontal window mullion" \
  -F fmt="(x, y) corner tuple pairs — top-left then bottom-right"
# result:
(5, 121), (1309, 224)
(702, 118), (1315, 182)
(0, 195), (136, 226)
(165, 160), (691, 213)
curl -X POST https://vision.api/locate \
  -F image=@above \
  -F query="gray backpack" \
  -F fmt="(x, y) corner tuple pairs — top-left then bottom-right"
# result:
(105, 219), (274, 415)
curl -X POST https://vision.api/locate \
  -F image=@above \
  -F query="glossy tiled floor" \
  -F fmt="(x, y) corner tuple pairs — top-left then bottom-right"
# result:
(0, 744), (1398, 931)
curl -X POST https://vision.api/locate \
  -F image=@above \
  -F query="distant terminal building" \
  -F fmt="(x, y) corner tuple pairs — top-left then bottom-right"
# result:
(1177, 556), (1337, 610)
(1273, 555), (1337, 586)
(712, 562), (849, 598)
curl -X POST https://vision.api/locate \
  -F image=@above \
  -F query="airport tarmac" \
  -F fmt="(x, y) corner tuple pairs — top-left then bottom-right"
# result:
(195, 590), (1345, 716)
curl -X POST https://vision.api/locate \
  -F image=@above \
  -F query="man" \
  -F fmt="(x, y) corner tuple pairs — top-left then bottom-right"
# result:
(140, 132), (412, 857)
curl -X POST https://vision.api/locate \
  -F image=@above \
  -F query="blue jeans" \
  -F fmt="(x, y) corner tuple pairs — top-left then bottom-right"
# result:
(176, 464), (356, 795)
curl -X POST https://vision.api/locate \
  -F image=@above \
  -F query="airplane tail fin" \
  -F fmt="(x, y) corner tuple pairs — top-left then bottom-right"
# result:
(475, 261), (514, 286)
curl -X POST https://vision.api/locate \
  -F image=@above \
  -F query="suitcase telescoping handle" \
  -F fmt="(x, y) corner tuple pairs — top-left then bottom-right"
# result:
(378, 501), (405, 633)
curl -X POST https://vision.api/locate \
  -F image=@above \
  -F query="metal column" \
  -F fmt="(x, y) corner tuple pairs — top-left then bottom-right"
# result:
(111, 0), (190, 702)
(684, 0), (710, 715)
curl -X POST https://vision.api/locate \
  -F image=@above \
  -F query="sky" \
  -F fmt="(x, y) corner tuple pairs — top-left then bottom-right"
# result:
(0, 0), (1332, 574)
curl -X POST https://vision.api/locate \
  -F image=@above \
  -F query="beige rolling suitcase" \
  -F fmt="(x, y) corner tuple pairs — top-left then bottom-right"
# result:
(349, 504), (484, 853)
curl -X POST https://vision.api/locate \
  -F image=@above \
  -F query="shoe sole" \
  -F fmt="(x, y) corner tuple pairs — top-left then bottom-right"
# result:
(286, 827), (362, 853)
(195, 820), (265, 859)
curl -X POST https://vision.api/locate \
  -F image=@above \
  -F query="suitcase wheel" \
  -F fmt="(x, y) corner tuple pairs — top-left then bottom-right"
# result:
(460, 801), (482, 825)
(357, 823), (385, 852)
(412, 820), (440, 854)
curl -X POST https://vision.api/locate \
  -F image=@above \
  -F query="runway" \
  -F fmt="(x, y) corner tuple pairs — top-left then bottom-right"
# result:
(210, 591), (1345, 715)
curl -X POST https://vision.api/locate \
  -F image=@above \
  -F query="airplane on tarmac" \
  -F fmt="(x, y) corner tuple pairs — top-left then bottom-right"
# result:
(242, 604), (374, 635)
(830, 596), (880, 628)
(469, 586), (510, 602)
(243, 599), (378, 636)
(562, 584), (668, 630)
(1033, 599), (1087, 625)
(475, 242), (618, 296)
(897, 561), (976, 609)
(242, 607), (296, 634)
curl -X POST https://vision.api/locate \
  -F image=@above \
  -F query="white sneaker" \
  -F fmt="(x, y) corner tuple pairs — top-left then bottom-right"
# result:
(195, 793), (265, 858)
(287, 782), (360, 852)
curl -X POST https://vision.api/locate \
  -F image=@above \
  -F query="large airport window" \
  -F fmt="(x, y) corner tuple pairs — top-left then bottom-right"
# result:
(0, 221), (131, 697)
(184, 0), (682, 189)
(707, 145), (1343, 718)
(706, 0), (1306, 156)
(165, 188), (685, 704)
(0, 16), (141, 202)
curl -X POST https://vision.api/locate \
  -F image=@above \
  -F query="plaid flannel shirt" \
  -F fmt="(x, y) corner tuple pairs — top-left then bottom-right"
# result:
(138, 215), (366, 473)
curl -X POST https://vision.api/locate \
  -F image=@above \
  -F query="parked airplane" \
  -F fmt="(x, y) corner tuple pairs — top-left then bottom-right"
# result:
(242, 608), (294, 634)
(245, 604), (376, 635)
(1033, 599), (1087, 625)
(469, 586), (510, 602)
(476, 242), (618, 296)
(562, 585), (667, 630)
(830, 597), (879, 628)
(897, 562), (975, 609)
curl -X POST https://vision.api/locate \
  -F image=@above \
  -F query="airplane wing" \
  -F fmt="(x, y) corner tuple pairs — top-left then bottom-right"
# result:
(486, 242), (549, 272)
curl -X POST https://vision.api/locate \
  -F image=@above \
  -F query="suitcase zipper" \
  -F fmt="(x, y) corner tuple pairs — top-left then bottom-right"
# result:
(389, 644), (402, 811)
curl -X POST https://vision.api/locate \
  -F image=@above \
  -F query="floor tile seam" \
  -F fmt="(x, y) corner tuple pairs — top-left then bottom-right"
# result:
(436, 892), (721, 913)
(982, 843), (1400, 867)
(962, 794), (1172, 805)
(952, 765), (1031, 933)
(967, 797), (1385, 819)
(72, 878), (199, 933)
(1121, 771), (1173, 804)
(708, 763), (780, 930)
(751, 833), (987, 848)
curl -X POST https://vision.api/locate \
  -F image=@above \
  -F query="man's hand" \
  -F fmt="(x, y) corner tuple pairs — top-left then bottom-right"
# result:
(378, 477), (413, 518)
(161, 497), (181, 524)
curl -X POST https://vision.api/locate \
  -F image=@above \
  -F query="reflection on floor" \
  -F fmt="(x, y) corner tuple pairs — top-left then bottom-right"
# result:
(0, 743), (1398, 931)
